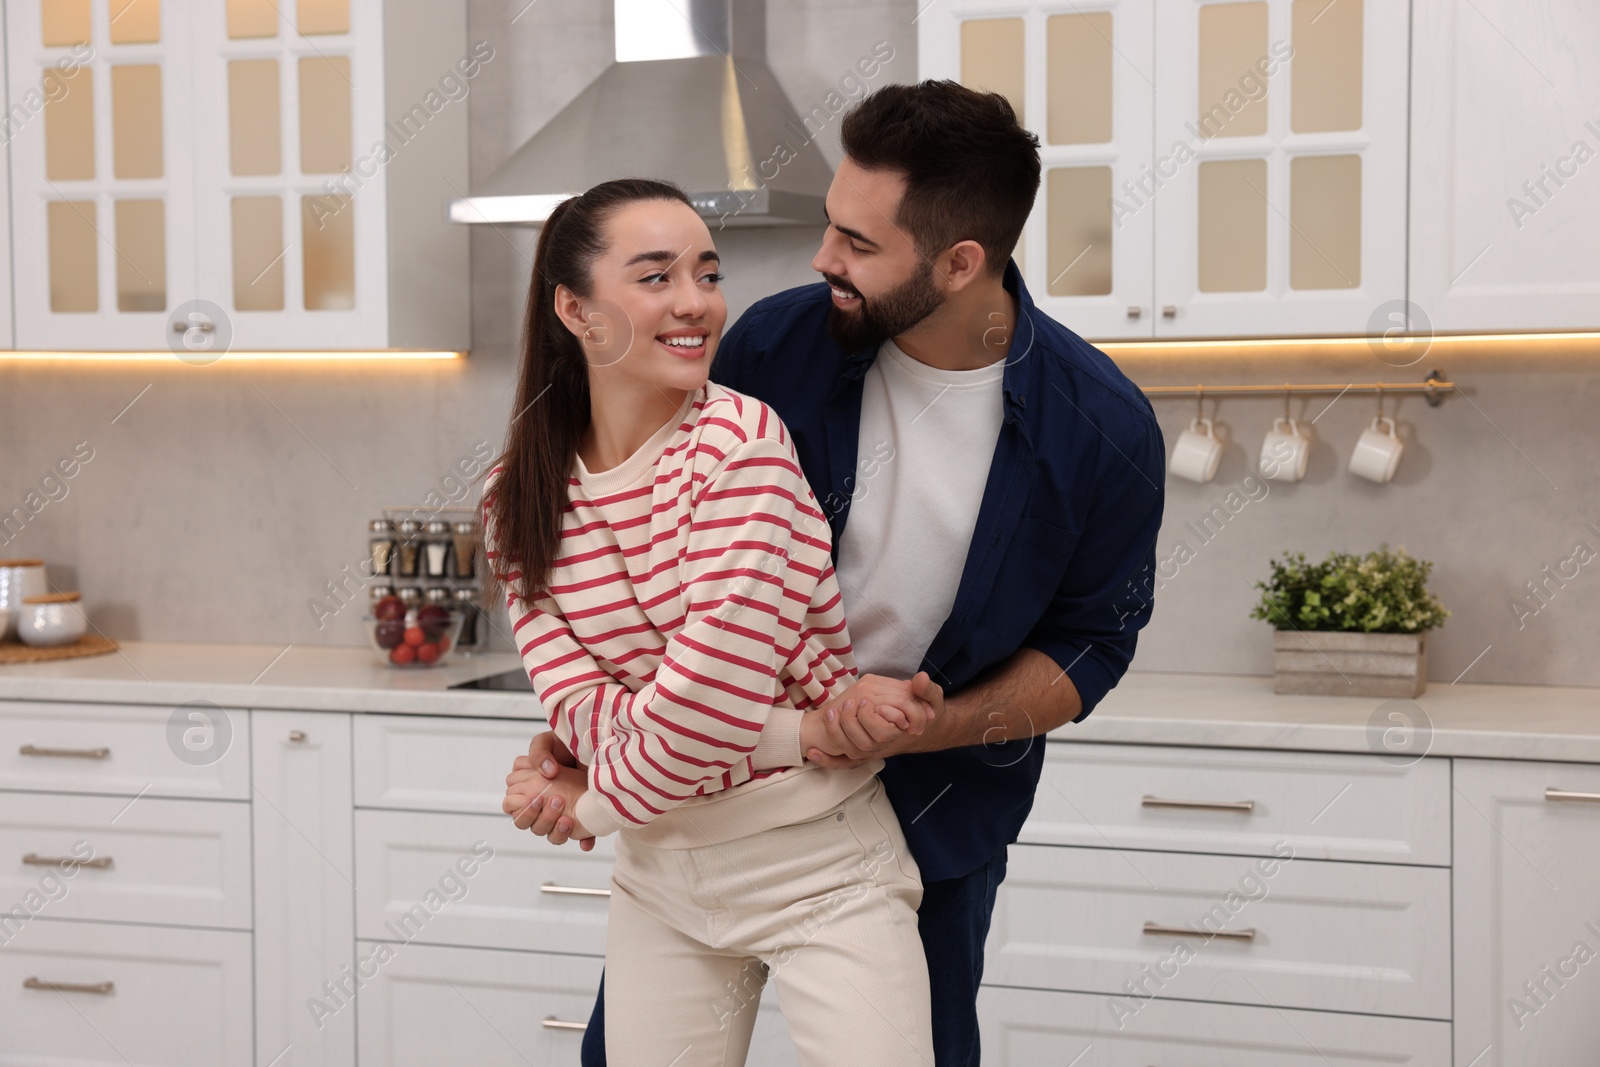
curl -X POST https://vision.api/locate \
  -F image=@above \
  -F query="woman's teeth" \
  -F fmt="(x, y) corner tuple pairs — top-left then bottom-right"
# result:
(660, 336), (704, 347)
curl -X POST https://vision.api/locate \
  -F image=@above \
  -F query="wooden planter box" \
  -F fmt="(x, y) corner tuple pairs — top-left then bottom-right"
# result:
(1272, 631), (1427, 697)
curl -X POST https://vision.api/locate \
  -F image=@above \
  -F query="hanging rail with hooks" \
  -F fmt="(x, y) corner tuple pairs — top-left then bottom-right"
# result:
(1139, 369), (1456, 408)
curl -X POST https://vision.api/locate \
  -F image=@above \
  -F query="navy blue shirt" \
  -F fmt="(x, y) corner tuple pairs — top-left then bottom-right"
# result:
(709, 261), (1165, 881)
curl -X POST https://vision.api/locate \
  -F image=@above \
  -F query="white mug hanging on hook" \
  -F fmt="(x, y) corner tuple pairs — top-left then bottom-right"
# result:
(1350, 416), (1404, 482)
(1170, 398), (1224, 483)
(1171, 393), (1223, 483)
(1260, 417), (1311, 482)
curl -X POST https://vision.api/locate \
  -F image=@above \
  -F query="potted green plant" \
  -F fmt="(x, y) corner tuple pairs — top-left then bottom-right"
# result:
(1251, 547), (1450, 697)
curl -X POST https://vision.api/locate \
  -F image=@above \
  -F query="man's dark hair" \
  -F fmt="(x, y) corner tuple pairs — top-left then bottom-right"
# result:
(840, 80), (1041, 276)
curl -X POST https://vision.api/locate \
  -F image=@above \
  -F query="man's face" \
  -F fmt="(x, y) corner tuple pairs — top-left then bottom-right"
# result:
(811, 158), (945, 351)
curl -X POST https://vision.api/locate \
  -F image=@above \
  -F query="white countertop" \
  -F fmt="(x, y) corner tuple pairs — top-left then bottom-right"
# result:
(0, 640), (539, 718)
(1084, 670), (1600, 763)
(1, 641), (1596, 762)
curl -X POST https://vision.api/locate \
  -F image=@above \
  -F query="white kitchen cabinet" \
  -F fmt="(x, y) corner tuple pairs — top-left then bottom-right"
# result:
(353, 807), (613, 957)
(0, 700), (250, 799)
(252, 710), (356, 1067)
(1409, 0), (1600, 332)
(0, 919), (254, 1066)
(1453, 759), (1600, 1067)
(3, 0), (197, 350)
(353, 712), (542, 815)
(977, 985), (1452, 1066)
(4, 0), (470, 352)
(987, 843), (1452, 1019)
(1027, 741), (1451, 865)
(0, 791), (252, 929)
(1151, 0), (1408, 337)
(354, 942), (801, 1067)
(354, 943), (605, 1066)
(919, 0), (1156, 340)
(920, 0), (1407, 339)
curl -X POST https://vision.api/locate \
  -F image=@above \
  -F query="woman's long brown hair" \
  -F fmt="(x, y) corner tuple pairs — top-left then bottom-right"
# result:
(482, 178), (693, 609)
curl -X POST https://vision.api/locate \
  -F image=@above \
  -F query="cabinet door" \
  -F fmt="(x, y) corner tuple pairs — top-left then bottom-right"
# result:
(188, 0), (389, 349)
(253, 710), (356, 1067)
(1453, 759), (1600, 1067)
(356, 943), (599, 1065)
(1410, 0), (1600, 331)
(918, 0), (1156, 340)
(977, 984), (1451, 1066)
(5, 0), (197, 349)
(1152, 0), (1407, 337)
(988, 843), (1451, 1019)
(0, 920), (253, 1066)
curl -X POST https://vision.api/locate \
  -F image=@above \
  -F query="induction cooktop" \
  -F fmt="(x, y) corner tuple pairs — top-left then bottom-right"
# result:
(448, 667), (534, 691)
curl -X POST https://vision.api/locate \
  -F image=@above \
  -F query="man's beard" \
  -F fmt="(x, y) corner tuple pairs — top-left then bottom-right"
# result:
(824, 261), (944, 351)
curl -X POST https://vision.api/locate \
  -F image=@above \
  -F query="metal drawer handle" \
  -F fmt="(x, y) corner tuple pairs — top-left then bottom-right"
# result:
(1142, 795), (1255, 813)
(23, 853), (112, 869)
(25, 976), (115, 994)
(289, 730), (307, 743)
(539, 883), (610, 898)
(1546, 789), (1600, 803)
(542, 1016), (588, 1032)
(19, 744), (110, 760)
(1143, 922), (1256, 943)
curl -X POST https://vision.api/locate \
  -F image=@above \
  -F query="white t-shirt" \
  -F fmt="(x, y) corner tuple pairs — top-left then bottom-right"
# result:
(834, 338), (1006, 677)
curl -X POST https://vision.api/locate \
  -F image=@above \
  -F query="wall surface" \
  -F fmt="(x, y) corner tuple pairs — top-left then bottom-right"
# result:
(2, 0), (1597, 691)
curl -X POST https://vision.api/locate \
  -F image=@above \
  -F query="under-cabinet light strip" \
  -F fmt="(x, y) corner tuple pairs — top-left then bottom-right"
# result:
(0, 350), (465, 362)
(1097, 331), (1600, 351)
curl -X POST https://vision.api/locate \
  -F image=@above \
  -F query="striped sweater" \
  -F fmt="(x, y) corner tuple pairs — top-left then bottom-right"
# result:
(482, 383), (879, 847)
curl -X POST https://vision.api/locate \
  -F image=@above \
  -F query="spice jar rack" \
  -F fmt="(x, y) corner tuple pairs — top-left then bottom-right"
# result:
(366, 506), (490, 654)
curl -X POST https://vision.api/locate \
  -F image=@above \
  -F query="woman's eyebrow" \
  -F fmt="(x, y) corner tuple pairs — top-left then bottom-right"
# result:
(623, 249), (722, 267)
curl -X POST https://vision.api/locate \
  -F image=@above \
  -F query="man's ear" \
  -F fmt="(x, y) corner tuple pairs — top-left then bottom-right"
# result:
(552, 284), (588, 340)
(941, 239), (989, 293)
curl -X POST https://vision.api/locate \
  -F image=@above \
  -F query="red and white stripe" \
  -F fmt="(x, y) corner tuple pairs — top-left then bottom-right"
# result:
(482, 384), (857, 837)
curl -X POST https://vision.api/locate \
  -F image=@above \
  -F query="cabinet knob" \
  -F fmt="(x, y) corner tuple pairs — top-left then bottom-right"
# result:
(1127, 305), (1142, 319)
(1162, 305), (1178, 318)
(288, 730), (307, 743)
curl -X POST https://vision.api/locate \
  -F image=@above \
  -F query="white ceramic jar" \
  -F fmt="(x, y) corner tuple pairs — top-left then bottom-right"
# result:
(0, 559), (48, 641)
(18, 592), (87, 647)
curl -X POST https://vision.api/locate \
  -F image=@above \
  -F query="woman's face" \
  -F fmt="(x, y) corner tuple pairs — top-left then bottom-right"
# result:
(561, 199), (727, 394)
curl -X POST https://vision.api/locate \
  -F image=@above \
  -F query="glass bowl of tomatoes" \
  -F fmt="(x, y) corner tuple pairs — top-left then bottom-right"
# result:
(365, 596), (463, 668)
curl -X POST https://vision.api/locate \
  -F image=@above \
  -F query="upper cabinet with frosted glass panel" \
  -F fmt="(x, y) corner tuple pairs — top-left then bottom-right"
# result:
(6, 0), (472, 352)
(920, 1), (1155, 340)
(920, 0), (1408, 340)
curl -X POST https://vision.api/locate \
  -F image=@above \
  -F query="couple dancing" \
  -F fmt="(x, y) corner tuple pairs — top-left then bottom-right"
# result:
(484, 80), (1165, 1066)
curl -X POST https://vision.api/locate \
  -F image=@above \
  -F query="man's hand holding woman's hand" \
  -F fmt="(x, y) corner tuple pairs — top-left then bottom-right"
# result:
(502, 732), (596, 850)
(802, 672), (945, 768)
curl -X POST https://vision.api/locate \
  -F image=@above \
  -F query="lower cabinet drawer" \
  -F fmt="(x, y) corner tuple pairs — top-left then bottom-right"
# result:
(0, 791), (252, 929)
(353, 713), (543, 816)
(0, 701), (249, 800)
(0, 918), (253, 1066)
(354, 942), (801, 1067)
(354, 808), (615, 956)
(977, 985), (1452, 1066)
(1029, 742), (1450, 866)
(986, 843), (1451, 1020)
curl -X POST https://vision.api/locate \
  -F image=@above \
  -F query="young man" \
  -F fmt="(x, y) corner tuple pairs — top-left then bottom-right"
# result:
(512, 80), (1165, 1066)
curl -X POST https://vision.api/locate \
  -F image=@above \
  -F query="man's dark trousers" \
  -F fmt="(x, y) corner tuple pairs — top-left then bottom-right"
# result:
(579, 842), (1009, 1066)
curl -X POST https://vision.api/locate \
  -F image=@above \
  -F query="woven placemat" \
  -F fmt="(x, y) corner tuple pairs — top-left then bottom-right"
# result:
(0, 634), (119, 664)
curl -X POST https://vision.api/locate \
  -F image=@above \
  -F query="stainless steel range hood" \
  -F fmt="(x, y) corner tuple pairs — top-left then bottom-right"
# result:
(448, 0), (834, 229)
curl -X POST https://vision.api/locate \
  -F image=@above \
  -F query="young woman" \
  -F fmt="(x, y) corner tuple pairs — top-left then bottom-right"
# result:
(482, 178), (935, 1066)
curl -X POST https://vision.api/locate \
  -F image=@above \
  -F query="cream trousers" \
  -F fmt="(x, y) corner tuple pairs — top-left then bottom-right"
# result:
(603, 776), (933, 1067)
